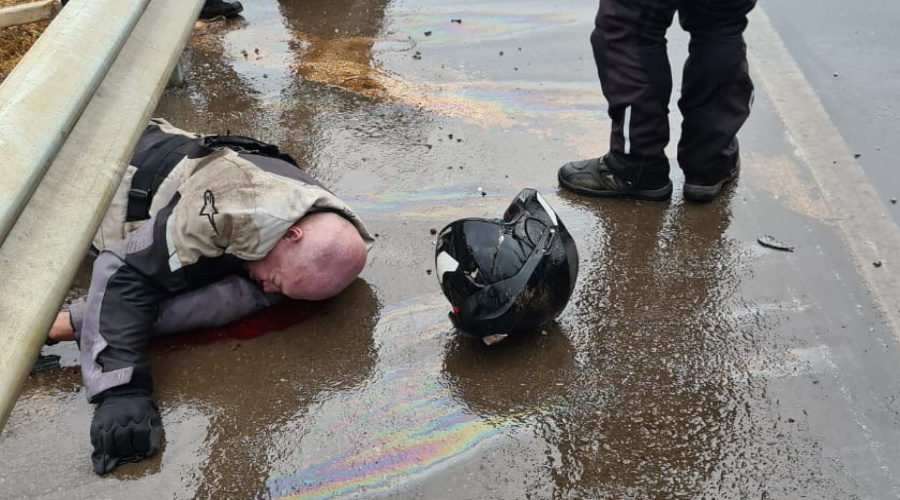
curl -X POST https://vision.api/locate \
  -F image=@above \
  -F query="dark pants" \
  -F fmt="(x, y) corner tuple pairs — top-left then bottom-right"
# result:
(592, 0), (756, 186)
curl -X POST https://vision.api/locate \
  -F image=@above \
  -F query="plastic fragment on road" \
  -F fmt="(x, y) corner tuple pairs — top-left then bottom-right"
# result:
(757, 235), (794, 252)
(482, 333), (507, 345)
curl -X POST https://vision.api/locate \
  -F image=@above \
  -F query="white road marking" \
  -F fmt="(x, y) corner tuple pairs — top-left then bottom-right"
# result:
(748, 7), (900, 341)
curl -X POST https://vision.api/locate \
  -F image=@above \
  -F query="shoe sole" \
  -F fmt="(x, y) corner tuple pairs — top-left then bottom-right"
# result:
(683, 162), (741, 202)
(558, 171), (673, 201)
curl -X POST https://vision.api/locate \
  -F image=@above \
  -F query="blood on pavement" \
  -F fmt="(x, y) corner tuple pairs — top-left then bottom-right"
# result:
(153, 299), (327, 351)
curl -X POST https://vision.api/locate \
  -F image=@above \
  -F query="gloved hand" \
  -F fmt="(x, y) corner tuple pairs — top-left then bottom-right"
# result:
(90, 393), (162, 475)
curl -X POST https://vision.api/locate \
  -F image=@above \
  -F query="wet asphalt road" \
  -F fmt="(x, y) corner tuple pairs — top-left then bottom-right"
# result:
(3, 1), (900, 498)
(764, 0), (900, 226)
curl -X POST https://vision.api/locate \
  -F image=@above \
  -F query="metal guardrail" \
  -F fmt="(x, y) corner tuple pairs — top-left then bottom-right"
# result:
(0, 0), (149, 246)
(0, 0), (205, 429)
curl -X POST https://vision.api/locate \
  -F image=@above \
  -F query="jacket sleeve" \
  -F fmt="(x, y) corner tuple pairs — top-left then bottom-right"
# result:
(69, 275), (282, 340)
(78, 202), (242, 403)
(153, 275), (282, 336)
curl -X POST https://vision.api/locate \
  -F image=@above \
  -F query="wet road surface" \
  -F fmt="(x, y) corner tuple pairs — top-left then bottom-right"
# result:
(764, 0), (900, 226)
(3, 1), (900, 498)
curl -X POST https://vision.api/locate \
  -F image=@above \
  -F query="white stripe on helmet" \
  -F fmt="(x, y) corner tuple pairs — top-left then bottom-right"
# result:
(535, 192), (558, 226)
(435, 251), (460, 284)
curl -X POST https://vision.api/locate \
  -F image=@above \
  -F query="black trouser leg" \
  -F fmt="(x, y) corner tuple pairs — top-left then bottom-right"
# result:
(591, 0), (677, 187)
(676, 0), (756, 184)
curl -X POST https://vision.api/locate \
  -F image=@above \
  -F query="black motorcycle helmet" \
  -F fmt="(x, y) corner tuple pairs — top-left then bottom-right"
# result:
(434, 188), (579, 344)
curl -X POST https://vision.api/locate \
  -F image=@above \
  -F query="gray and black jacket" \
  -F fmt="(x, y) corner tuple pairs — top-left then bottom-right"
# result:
(70, 119), (374, 402)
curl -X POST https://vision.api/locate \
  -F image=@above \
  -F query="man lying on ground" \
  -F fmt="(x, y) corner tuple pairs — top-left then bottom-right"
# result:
(46, 118), (374, 475)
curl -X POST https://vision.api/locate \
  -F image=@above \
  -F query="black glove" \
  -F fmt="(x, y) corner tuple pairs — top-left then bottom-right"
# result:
(90, 393), (162, 475)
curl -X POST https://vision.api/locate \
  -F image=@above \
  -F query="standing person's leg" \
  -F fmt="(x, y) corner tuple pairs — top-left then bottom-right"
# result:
(559, 0), (677, 201)
(677, 0), (757, 202)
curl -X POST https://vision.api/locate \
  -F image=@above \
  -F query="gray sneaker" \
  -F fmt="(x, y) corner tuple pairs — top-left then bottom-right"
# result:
(558, 156), (672, 201)
(682, 156), (741, 202)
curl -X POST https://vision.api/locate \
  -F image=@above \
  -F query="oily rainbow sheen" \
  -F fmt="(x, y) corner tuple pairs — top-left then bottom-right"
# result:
(265, 382), (507, 499)
(343, 182), (519, 216)
(264, 295), (518, 499)
(373, 77), (607, 131)
(422, 82), (607, 128)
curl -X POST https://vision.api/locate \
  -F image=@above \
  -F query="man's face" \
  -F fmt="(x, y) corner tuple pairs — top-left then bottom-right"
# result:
(245, 235), (319, 300)
(245, 217), (366, 301)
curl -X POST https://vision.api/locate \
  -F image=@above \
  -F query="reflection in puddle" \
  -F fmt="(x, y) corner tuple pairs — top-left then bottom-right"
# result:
(264, 296), (517, 499)
(206, 3), (607, 136)
(371, 4), (604, 131)
(293, 32), (387, 96)
(191, 1), (295, 99)
(376, 80), (607, 132)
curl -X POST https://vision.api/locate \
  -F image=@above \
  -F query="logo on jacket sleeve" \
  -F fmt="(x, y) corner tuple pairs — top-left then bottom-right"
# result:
(200, 189), (220, 235)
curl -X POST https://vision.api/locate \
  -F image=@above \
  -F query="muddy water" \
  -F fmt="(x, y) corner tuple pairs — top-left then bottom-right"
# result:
(2, 0), (900, 499)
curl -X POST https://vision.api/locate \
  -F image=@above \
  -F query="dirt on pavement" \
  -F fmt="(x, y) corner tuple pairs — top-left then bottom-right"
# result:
(0, 0), (50, 81)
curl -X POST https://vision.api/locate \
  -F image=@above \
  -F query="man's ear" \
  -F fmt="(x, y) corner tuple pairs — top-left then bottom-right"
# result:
(283, 225), (304, 242)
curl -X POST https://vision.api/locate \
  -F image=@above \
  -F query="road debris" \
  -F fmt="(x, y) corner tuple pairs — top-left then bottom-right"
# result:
(757, 235), (794, 252)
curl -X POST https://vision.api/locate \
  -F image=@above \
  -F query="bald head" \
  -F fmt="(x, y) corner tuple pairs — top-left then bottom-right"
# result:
(293, 212), (368, 299)
(245, 212), (368, 300)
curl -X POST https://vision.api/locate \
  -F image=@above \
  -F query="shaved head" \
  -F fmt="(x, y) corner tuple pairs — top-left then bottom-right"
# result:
(245, 212), (368, 300)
